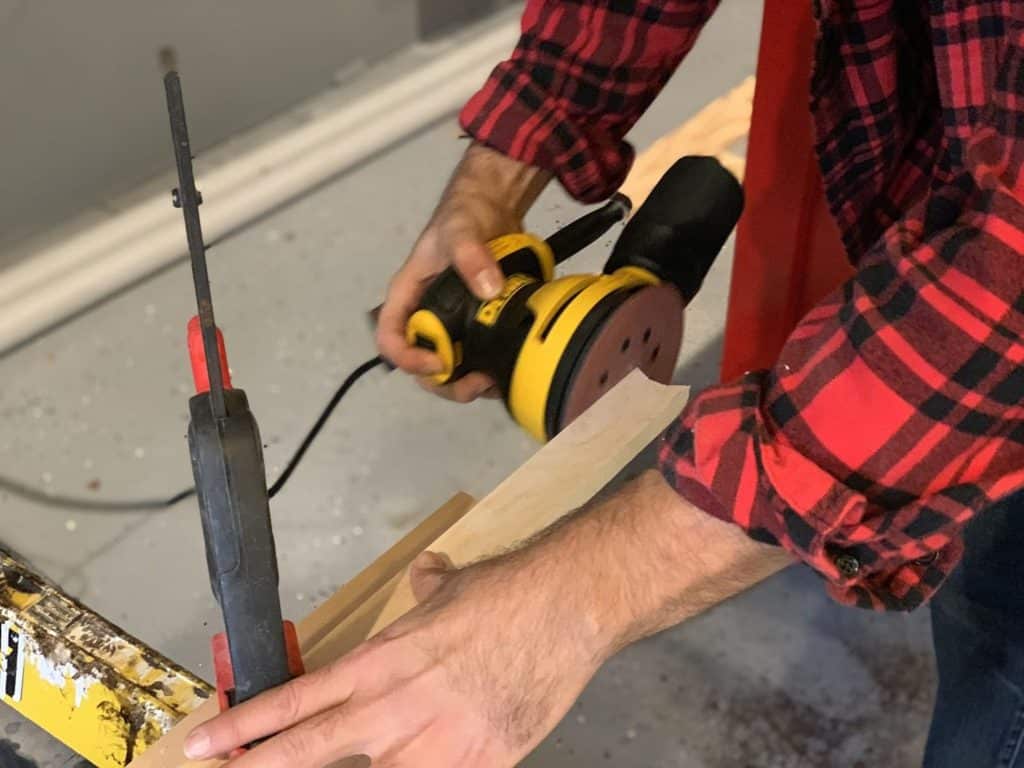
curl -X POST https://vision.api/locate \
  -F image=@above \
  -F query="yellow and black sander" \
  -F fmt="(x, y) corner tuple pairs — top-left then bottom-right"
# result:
(406, 156), (744, 442)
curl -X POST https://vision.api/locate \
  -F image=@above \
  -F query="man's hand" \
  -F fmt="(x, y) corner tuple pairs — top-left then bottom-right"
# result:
(376, 143), (551, 403)
(183, 548), (606, 768)
(183, 472), (791, 767)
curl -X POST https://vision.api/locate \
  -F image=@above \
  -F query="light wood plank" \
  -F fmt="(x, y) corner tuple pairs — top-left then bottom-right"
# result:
(306, 371), (689, 668)
(620, 76), (755, 208)
(298, 492), (476, 653)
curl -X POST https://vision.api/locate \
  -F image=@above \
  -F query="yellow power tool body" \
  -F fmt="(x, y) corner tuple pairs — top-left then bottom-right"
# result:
(407, 156), (744, 441)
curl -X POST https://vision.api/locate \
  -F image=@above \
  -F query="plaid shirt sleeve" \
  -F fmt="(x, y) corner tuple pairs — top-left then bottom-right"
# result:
(660, 4), (1024, 611)
(661, 159), (1024, 611)
(459, 0), (720, 202)
(462, 0), (1024, 611)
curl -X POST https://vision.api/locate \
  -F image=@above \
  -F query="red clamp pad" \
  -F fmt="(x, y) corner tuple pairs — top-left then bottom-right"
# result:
(212, 620), (304, 716)
(187, 315), (233, 394)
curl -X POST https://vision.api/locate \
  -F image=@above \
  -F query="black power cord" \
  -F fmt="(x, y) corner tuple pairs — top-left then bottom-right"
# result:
(266, 355), (382, 497)
(0, 355), (384, 513)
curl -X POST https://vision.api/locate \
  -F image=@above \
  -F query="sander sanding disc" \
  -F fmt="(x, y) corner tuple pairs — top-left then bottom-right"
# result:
(557, 283), (684, 432)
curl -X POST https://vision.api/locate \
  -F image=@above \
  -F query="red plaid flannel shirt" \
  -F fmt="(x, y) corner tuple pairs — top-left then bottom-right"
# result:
(460, 0), (1024, 611)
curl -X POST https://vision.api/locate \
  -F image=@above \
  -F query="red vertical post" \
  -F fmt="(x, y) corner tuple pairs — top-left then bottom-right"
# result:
(721, 0), (851, 380)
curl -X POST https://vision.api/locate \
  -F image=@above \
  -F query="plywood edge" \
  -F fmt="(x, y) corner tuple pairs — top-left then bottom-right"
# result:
(298, 492), (476, 652)
(306, 371), (689, 669)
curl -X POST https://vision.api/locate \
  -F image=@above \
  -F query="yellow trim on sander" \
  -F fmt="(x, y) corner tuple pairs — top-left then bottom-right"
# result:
(488, 233), (555, 280)
(0, 550), (212, 768)
(508, 267), (660, 441)
(406, 233), (552, 386)
(474, 274), (535, 328)
(406, 309), (461, 385)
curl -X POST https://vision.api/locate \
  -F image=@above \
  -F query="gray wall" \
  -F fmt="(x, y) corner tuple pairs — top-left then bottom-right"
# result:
(0, 1), (519, 251)
(419, 0), (519, 38)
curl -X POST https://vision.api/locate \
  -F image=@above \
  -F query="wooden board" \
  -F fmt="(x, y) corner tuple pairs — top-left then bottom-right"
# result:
(620, 76), (754, 208)
(131, 370), (689, 768)
(296, 492), (476, 654)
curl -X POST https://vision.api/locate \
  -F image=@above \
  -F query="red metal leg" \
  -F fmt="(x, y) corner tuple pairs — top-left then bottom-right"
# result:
(721, 0), (851, 380)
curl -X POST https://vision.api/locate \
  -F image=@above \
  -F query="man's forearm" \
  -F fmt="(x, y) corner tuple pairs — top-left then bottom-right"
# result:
(507, 470), (793, 662)
(441, 143), (553, 225)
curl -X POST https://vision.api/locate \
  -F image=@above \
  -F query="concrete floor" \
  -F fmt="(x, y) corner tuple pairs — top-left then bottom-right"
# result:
(0, 2), (937, 766)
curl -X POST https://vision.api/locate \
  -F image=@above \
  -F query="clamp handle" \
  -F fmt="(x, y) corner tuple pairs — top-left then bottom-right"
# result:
(188, 316), (232, 394)
(213, 621), (305, 711)
(185, 319), (296, 711)
(212, 621), (305, 756)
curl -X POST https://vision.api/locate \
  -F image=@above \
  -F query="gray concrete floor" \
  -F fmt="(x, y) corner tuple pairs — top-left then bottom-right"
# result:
(0, 2), (936, 766)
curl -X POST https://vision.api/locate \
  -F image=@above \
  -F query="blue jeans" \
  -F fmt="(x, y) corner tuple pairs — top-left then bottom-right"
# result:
(924, 490), (1024, 767)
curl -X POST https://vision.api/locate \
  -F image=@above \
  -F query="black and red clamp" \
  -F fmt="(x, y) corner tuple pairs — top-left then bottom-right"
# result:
(164, 70), (304, 727)
(186, 318), (305, 716)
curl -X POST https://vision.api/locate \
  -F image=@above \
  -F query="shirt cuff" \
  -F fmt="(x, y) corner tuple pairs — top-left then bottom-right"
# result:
(459, 60), (635, 203)
(658, 373), (964, 611)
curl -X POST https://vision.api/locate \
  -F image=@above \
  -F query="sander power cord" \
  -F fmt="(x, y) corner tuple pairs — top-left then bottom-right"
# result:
(0, 356), (384, 513)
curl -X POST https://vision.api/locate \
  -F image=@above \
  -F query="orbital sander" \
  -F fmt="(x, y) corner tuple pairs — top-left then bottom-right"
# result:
(406, 155), (744, 442)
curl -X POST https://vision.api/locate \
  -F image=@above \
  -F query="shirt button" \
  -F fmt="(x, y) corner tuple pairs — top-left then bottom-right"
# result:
(834, 553), (861, 578)
(915, 552), (938, 566)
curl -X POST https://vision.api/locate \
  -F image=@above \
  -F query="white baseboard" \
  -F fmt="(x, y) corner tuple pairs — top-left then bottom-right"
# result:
(0, 19), (518, 354)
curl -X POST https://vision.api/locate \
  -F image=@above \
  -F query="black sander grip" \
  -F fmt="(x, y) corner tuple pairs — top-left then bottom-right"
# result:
(604, 156), (744, 303)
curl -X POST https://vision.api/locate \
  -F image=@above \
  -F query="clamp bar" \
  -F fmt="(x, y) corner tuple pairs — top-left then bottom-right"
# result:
(164, 71), (227, 420)
(166, 71), (302, 716)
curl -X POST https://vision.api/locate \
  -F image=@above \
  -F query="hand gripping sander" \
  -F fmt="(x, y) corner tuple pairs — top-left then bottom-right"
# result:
(406, 156), (744, 442)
